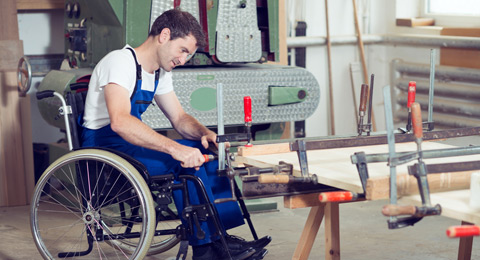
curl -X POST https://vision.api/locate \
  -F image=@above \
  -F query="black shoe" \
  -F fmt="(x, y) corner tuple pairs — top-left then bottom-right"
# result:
(225, 235), (272, 251)
(192, 243), (256, 260)
(246, 248), (268, 260)
(213, 241), (256, 260)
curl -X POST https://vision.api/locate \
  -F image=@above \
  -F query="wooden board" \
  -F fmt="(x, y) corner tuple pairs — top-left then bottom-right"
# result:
(396, 18), (435, 27)
(236, 141), (480, 195)
(440, 28), (480, 69)
(400, 189), (480, 225)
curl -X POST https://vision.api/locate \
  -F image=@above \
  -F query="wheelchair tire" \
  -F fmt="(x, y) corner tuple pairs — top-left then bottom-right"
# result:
(31, 149), (155, 260)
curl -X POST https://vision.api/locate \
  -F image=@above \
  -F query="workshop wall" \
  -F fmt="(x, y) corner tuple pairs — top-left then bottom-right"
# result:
(18, 0), (444, 142)
(300, 0), (443, 137)
(18, 9), (65, 144)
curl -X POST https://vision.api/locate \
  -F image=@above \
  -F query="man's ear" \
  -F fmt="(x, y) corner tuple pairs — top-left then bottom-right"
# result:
(158, 28), (171, 44)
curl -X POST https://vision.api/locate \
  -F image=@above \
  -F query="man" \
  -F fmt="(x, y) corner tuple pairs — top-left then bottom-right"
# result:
(81, 8), (270, 260)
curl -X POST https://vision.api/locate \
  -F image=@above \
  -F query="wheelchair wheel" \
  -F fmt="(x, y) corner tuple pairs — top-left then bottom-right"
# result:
(31, 149), (155, 259)
(146, 204), (181, 255)
(106, 201), (182, 256)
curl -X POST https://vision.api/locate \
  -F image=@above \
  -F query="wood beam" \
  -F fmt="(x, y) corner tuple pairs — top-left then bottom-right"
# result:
(16, 0), (64, 10)
(366, 171), (473, 200)
(0, 0), (33, 206)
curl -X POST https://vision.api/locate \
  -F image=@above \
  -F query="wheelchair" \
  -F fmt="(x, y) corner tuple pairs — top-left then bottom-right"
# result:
(31, 81), (259, 259)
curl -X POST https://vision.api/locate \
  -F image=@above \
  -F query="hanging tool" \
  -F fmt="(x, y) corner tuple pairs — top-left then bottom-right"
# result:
(357, 84), (369, 136)
(352, 0), (375, 131)
(357, 74), (375, 136)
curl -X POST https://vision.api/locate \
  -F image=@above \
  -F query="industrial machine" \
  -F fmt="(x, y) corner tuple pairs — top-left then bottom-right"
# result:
(32, 0), (320, 134)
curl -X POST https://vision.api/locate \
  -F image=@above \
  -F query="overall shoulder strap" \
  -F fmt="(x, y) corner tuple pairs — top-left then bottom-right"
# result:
(126, 47), (142, 101)
(126, 47), (142, 80)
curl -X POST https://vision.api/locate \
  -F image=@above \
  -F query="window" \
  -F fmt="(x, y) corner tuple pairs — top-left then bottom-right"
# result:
(422, 0), (480, 27)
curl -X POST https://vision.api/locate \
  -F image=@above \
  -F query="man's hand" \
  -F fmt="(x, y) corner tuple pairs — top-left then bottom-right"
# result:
(201, 133), (230, 150)
(172, 145), (205, 171)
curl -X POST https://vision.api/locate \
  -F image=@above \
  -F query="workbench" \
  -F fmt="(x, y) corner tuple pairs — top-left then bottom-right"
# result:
(401, 190), (480, 260)
(236, 141), (480, 260)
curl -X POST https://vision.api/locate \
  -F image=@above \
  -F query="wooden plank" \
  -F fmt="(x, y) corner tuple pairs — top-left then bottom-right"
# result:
(0, 70), (28, 206)
(440, 28), (480, 69)
(292, 205), (325, 260)
(366, 170), (473, 200)
(16, 0), (64, 10)
(325, 203), (340, 260)
(0, 40), (23, 70)
(396, 18), (435, 27)
(277, 0), (287, 65)
(237, 142), (290, 156)
(0, 0), (32, 207)
(284, 192), (322, 209)
(399, 190), (480, 225)
(238, 142), (480, 195)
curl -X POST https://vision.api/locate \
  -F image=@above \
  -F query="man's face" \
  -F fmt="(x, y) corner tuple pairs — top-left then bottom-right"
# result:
(159, 34), (197, 72)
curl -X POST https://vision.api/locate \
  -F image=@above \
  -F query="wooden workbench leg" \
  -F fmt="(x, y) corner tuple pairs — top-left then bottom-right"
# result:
(292, 205), (326, 260)
(325, 202), (340, 260)
(458, 221), (474, 260)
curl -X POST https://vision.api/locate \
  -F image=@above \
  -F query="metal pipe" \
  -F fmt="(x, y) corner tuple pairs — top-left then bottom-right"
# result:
(364, 146), (480, 164)
(396, 108), (480, 128)
(395, 79), (480, 100)
(392, 60), (480, 83)
(286, 35), (382, 48)
(397, 95), (480, 118)
(427, 49), (435, 123)
(287, 34), (480, 50)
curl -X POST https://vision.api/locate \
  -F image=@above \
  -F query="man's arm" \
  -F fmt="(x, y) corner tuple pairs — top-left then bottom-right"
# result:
(154, 92), (217, 148)
(104, 83), (206, 169)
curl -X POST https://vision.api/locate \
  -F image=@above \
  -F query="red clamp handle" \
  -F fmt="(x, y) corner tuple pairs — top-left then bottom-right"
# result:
(319, 191), (357, 202)
(447, 225), (480, 238)
(244, 96), (252, 123)
(407, 81), (416, 108)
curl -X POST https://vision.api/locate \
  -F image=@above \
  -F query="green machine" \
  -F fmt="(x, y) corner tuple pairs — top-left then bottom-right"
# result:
(63, 0), (280, 68)
(38, 0), (320, 135)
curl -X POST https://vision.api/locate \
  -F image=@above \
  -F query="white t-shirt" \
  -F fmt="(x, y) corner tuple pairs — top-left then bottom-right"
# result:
(83, 45), (173, 129)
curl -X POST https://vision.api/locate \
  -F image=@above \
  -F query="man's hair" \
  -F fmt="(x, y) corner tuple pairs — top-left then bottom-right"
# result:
(149, 8), (206, 48)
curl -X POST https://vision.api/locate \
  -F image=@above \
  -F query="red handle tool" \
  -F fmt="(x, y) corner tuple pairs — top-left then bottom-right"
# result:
(411, 102), (423, 139)
(244, 96), (253, 147)
(319, 191), (357, 202)
(407, 81), (416, 108)
(244, 96), (252, 123)
(447, 225), (480, 238)
(203, 154), (217, 162)
(359, 84), (369, 116)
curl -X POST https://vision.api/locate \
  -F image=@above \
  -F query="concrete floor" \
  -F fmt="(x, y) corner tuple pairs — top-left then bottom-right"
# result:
(1, 196), (479, 260)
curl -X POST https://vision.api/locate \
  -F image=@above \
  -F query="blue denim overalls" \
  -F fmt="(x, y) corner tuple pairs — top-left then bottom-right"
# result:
(82, 48), (244, 246)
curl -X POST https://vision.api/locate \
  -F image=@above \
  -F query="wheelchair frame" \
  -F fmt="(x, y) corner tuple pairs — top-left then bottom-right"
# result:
(31, 83), (258, 259)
